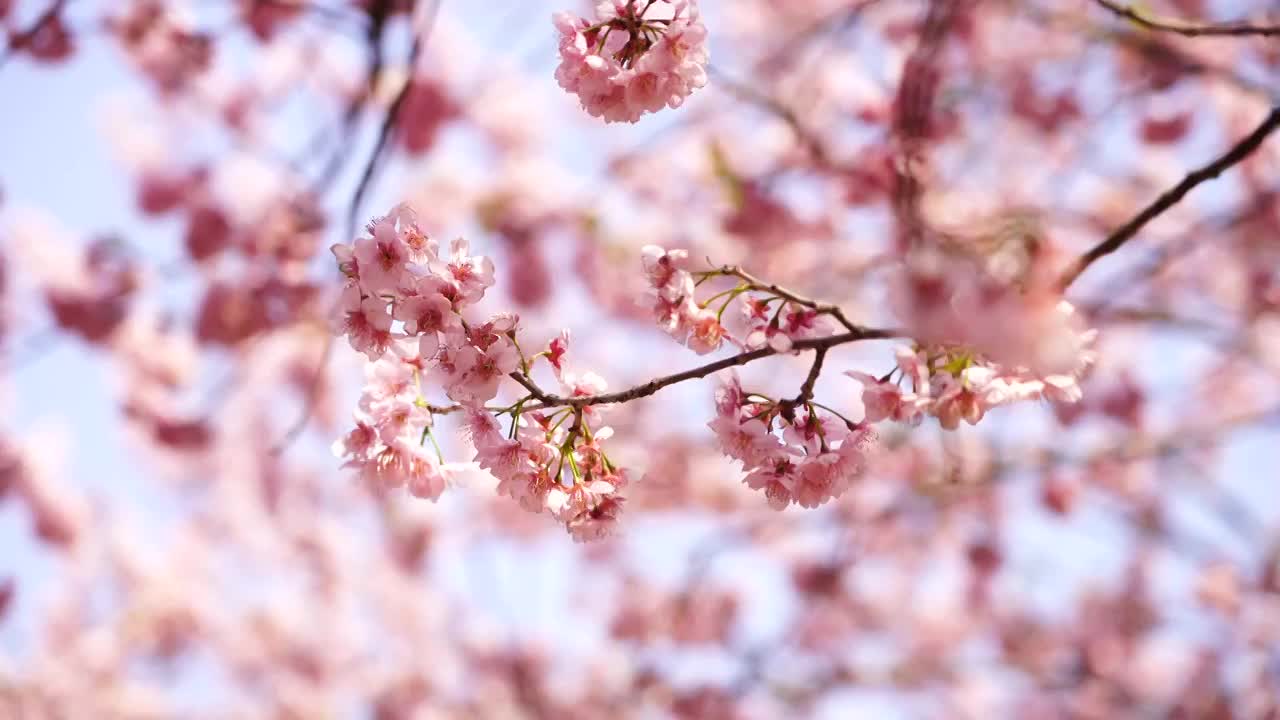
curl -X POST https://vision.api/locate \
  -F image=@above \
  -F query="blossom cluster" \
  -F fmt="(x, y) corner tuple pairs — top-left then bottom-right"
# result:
(640, 245), (836, 355)
(708, 372), (875, 510)
(331, 350), (451, 500)
(640, 245), (728, 353)
(331, 207), (626, 540)
(553, 0), (709, 123)
(465, 344), (629, 542)
(848, 324), (1095, 431)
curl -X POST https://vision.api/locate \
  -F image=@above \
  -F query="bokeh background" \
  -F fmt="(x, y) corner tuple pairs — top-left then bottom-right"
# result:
(3, 0), (1280, 717)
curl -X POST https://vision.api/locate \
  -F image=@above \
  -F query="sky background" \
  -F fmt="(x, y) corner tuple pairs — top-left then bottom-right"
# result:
(3, 0), (1279, 715)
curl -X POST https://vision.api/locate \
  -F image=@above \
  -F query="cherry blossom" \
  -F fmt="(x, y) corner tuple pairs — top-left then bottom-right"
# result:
(553, 1), (709, 123)
(7, 1), (1280, 716)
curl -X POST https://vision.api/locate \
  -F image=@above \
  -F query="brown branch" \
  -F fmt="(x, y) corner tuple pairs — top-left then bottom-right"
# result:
(514, 327), (900, 413)
(1059, 105), (1280, 289)
(780, 347), (828, 422)
(796, 347), (827, 403)
(1093, 0), (1280, 38)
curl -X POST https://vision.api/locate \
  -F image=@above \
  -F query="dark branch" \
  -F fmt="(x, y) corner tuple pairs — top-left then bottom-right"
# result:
(1093, 0), (1280, 38)
(514, 327), (900, 413)
(1060, 105), (1280, 289)
(779, 347), (828, 422)
(795, 347), (827, 405)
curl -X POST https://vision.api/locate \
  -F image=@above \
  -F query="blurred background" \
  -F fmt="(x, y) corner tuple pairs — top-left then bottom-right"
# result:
(2, 0), (1280, 717)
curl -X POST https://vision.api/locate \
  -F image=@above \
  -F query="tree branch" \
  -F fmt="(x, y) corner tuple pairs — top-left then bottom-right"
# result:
(795, 347), (827, 405)
(1060, 105), (1280, 289)
(1093, 0), (1280, 38)
(779, 346), (828, 421)
(514, 327), (899, 413)
(715, 264), (859, 333)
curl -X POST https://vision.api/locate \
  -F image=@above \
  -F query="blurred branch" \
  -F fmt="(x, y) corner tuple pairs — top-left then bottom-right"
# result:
(271, 333), (333, 455)
(252, 0), (368, 27)
(346, 0), (442, 240)
(709, 66), (830, 165)
(1028, 4), (1275, 99)
(1093, 0), (1280, 38)
(891, 0), (959, 250)
(1060, 105), (1280, 289)
(1015, 405), (1280, 474)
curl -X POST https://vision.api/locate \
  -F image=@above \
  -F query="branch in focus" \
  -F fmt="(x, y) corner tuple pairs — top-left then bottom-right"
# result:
(515, 326), (900, 413)
(1093, 0), (1280, 38)
(1060, 105), (1280, 289)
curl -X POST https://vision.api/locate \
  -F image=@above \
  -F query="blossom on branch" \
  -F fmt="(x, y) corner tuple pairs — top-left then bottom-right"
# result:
(332, 207), (630, 540)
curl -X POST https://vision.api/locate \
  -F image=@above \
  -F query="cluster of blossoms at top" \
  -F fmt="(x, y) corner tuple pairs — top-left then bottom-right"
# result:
(640, 245), (836, 356)
(848, 307), (1096, 430)
(330, 206), (626, 541)
(554, 0), (709, 123)
(709, 372), (876, 510)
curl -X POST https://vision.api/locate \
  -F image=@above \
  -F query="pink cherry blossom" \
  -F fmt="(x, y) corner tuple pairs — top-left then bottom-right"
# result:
(553, 1), (709, 124)
(434, 237), (495, 304)
(336, 287), (394, 360)
(743, 454), (798, 510)
(353, 222), (410, 295)
(393, 291), (457, 336)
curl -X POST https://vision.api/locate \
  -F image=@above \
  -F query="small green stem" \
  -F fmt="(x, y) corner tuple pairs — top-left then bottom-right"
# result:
(715, 289), (747, 322)
(509, 398), (527, 439)
(423, 426), (445, 463)
(508, 331), (531, 375)
(566, 450), (582, 481)
(700, 284), (746, 309)
(808, 401), (858, 428)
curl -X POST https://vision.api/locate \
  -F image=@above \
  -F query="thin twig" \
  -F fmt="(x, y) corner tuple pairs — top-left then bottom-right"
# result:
(1060, 105), (1280, 289)
(1093, 0), (1280, 38)
(716, 264), (859, 333)
(345, 0), (443, 239)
